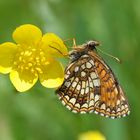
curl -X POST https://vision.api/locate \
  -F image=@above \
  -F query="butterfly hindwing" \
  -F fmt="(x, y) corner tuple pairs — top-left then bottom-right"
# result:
(56, 54), (102, 113)
(89, 51), (130, 118)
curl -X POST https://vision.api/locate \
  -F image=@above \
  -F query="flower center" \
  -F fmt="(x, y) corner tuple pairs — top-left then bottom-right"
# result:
(13, 45), (49, 80)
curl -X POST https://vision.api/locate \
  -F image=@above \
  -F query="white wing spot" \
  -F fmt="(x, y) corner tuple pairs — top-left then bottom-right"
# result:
(117, 100), (120, 105)
(69, 98), (76, 105)
(75, 77), (79, 82)
(75, 103), (80, 108)
(90, 93), (94, 99)
(117, 108), (121, 112)
(86, 81), (89, 87)
(127, 111), (130, 115)
(58, 96), (61, 100)
(67, 70), (70, 74)
(62, 100), (66, 105)
(123, 114), (126, 117)
(80, 111), (86, 114)
(65, 74), (69, 79)
(81, 71), (86, 77)
(100, 113), (105, 116)
(89, 110), (94, 113)
(95, 95), (100, 102)
(125, 104), (128, 108)
(65, 95), (70, 101)
(82, 103), (88, 108)
(112, 110), (115, 114)
(94, 111), (99, 114)
(82, 81), (86, 88)
(75, 66), (79, 72)
(114, 87), (118, 94)
(70, 77), (74, 82)
(88, 77), (92, 82)
(72, 81), (77, 87)
(89, 60), (95, 65)
(121, 96), (125, 101)
(81, 64), (86, 69)
(72, 110), (77, 113)
(66, 105), (71, 110)
(107, 108), (110, 112)
(82, 55), (89, 58)
(85, 87), (89, 94)
(76, 84), (81, 90)
(81, 89), (85, 95)
(86, 62), (92, 68)
(100, 104), (106, 110)
(121, 105), (125, 110)
(64, 81), (71, 87)
(90, 72), (97, 79)
(89, 81), (94, 88)
(93, 79), (100, 87)
(89, 100), (94, 106)
(105, 115), (109, 118)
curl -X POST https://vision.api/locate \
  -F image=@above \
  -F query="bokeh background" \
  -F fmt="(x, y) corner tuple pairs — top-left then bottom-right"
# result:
(0, 0), (139, 140)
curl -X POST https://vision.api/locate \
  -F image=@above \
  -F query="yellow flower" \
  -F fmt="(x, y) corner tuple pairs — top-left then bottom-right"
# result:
(78, 131), (106, 140)
(0, 24), (68, 92)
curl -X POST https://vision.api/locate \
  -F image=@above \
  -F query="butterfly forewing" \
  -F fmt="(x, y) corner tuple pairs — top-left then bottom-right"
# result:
(56, 41), (130, 119)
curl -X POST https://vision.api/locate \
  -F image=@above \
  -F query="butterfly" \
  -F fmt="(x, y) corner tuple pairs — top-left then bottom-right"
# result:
(56, 40), (130, 119)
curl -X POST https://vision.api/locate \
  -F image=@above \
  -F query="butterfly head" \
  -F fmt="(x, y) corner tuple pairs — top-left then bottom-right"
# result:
(86, 40), (100, 50)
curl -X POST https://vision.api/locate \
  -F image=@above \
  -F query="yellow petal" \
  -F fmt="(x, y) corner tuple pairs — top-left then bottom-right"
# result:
(41, 33), (68, 58)
(12, 24), (42, 45)
(0, 42), (17, 74)
(39, 59), (64, 88)
(10, 70), (38, 92)
(79, 131), (106, 140)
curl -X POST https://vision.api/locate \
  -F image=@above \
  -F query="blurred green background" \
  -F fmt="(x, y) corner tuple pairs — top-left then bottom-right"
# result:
(0, 0), (139, 140)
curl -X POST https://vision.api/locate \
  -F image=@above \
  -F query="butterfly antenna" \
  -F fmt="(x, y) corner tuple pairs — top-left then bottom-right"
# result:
(48, 42), (69, 57)
(63, 38), (77, 49)
(96, 47), (121, 63)
(73, 38), (77, 47)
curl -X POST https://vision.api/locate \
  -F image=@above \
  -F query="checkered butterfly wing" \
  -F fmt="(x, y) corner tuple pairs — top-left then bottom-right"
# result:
(56, 52), (130, 118)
